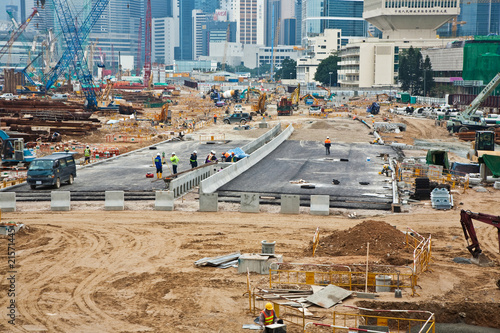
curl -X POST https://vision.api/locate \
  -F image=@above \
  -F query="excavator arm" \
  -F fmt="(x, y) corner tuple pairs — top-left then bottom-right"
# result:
(460, 209), (500, 258)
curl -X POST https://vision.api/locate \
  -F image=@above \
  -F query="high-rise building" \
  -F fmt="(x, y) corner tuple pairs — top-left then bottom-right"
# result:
(239, 0), (265, 45)
(151, 0), (173, 18)
(363, 0), (460, 39)
(195, 0), (220, 14)
(266, 0), (281, 47)
(90, 0), (143, 66)
(438, 2), (500, 37)
(295, 0), (302, 45)
(175, 0), (194, 60)
(301, 0), (323, 40)
(201, 20), (237, 56)
(323, 0), (367, 40)
(152, 17), (177, 65)
(193, 10), (208, 60)
(284, 18), (296, 45)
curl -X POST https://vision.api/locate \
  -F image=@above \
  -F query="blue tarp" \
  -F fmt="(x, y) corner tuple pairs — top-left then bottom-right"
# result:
(226, 147), (249, 160)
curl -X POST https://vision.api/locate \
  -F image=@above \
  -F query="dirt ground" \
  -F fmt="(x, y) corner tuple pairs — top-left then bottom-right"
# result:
(1, 103), (500, 332)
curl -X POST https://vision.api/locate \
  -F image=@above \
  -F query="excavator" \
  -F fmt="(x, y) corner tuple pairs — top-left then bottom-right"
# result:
(460, 209), (500, 289)
(251, 92), (267, 115)
(155, 103), (171, 124)
(291, 83), (300, 109)
(460, 209), (500, 260)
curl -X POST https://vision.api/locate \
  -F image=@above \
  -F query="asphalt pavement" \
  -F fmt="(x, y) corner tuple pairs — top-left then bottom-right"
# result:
(219, 140), (397, 203)
(8, 138), (248, 193)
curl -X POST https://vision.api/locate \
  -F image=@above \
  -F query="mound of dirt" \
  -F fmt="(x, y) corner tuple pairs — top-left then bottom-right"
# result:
(310, 220), (410, 264)
(309, 120), (330, 129)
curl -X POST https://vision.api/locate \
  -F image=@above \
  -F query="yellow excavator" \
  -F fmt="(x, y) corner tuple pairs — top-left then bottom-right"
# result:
(291, 83), (300, 109)
(155, 103), (171, 123)
(251, 92), (267, 115)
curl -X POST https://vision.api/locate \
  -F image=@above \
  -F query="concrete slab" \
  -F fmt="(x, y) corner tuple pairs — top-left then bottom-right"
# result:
(310, 195), (330, 216)
(0, 192), (16, 212)
(199, 192), (218, 212)
(306, 284), (353, 308)
(280, 194), (300, 214)
(240, 193), (259, 213)
(51, 191), (70, 211)
(155, 191), (174, 211)
(105, 191), (124, 211)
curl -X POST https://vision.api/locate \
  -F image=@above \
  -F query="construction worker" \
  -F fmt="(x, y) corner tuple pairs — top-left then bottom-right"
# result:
(170, 152), (179, 175)
(258, 302), (281, 328)
(213, 113), (217, 124)
(205, 150), (217, 164)
(324, 136), (331, 155)
(223, 152), (231, 162)
(154, 153), (163, 179)
(379, 164), (391, 177)
(190, 151), (198, 168)
(84, 145), (91, 164)
(230, 152), (237, 162)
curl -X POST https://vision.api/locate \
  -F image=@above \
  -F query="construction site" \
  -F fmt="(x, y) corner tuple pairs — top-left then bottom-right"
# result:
(1, 1), (500, 333)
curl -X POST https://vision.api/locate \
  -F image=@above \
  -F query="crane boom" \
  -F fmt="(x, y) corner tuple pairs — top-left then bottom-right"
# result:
(144, 0), (152, 88)
(52, 0), (98, 109)
(463, 73), (500, 117)
(0, 8), (38, 60)
(44, 0), (110, 91)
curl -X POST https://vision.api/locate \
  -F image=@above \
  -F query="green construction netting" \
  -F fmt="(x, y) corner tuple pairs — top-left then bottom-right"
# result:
(479, 154), (500, 178)
(426, 150), (450, 170)
(463, 39), (500, 83)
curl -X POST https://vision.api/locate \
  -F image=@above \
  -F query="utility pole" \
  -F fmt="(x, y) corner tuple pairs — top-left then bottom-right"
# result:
(329, 71), (333, 91)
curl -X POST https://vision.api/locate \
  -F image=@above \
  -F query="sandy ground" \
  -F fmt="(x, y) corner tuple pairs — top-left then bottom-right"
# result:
(1, 104), (500, 332)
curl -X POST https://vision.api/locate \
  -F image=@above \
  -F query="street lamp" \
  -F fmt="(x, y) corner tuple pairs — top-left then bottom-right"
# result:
(329, 71), (333, 90)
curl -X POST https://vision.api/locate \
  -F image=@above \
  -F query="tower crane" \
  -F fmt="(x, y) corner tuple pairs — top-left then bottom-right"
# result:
(221, 23), (230, 72)
(136, 17), (142, 76)
(0, 8), (38, 61)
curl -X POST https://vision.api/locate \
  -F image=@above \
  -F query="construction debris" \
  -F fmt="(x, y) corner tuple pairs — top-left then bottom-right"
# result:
(306, 284), (353, 308)
(194, 251), (240, 268)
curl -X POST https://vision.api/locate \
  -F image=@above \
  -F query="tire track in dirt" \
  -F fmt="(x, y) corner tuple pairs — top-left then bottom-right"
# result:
(18, 227), (106, 332)
(476, 225), (500, 259)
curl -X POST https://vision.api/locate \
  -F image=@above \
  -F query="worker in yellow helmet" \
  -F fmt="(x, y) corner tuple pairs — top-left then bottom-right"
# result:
(258, 302), (282, 328)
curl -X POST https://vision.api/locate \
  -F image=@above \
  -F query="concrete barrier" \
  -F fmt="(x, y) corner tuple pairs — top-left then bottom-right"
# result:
(200, 124), (294, 194)
(51, 191), (71, 211)
(199, 192), (218, 212)
(0, 192), (16, 212)
(310, 195), (330, 216)
(105, 191), (125, 211)
(280, 195), (300, 214)
(169, 163), (223, 198)
(155, 191), (174, 211)
(240, 193), (259, 213)
(241, 123), (281, 154)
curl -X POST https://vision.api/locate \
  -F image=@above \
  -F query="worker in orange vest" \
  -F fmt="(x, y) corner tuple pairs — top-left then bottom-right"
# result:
(324, 136), (331, 155)
(213, 113), (217, 124)
(258, 302), (282, 328)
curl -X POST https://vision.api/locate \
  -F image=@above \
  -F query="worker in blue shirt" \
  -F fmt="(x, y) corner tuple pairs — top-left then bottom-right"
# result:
(154, 153), (163, 179)
(190, 150), (198, 168)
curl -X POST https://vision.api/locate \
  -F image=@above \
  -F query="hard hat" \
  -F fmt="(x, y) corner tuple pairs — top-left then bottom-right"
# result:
(265, 302), (273, 310)
(211, 150), (215, 154)
(193, 150), (197, 154)
(231, 152), (235, 155)
(86, 145), (89, 148)
(327, 136), (329, 139)
(157, 152), (161, 156)
(172, 152), (175, 155)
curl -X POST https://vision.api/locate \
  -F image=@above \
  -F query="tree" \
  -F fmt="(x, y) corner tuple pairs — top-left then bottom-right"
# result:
(314, 54), (341, 87)
(398, 46), (434, 96)
(275, 58), (297, 81)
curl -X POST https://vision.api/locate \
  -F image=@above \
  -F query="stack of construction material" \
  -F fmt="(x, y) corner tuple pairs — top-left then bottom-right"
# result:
(431, 188), (453, 210)
(412, 177), (431, 200)
(456, 129), (500, 143)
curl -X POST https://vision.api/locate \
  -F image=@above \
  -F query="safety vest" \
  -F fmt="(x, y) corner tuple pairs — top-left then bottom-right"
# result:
(84, 148), (90, 157)
(190, 155), (197, 163)
(224, 153), (229, 158)
(325, 139), (331, 144)
(261, 310), (275, 325)
(170, 156), (179, 165)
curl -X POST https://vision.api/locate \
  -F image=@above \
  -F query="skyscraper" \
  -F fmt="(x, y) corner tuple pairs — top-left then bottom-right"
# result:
(90, 0), (143, 65)
(266, 0), (281, 47)
(195, 0), (219, 14)
(151, 0), (173, 18)
(323, 0), (367, 39)
(239, 0), (265, 45)
(295, 0), (302, 45)
(176, 0), (194, 60)
(284, 18), (296, 45)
